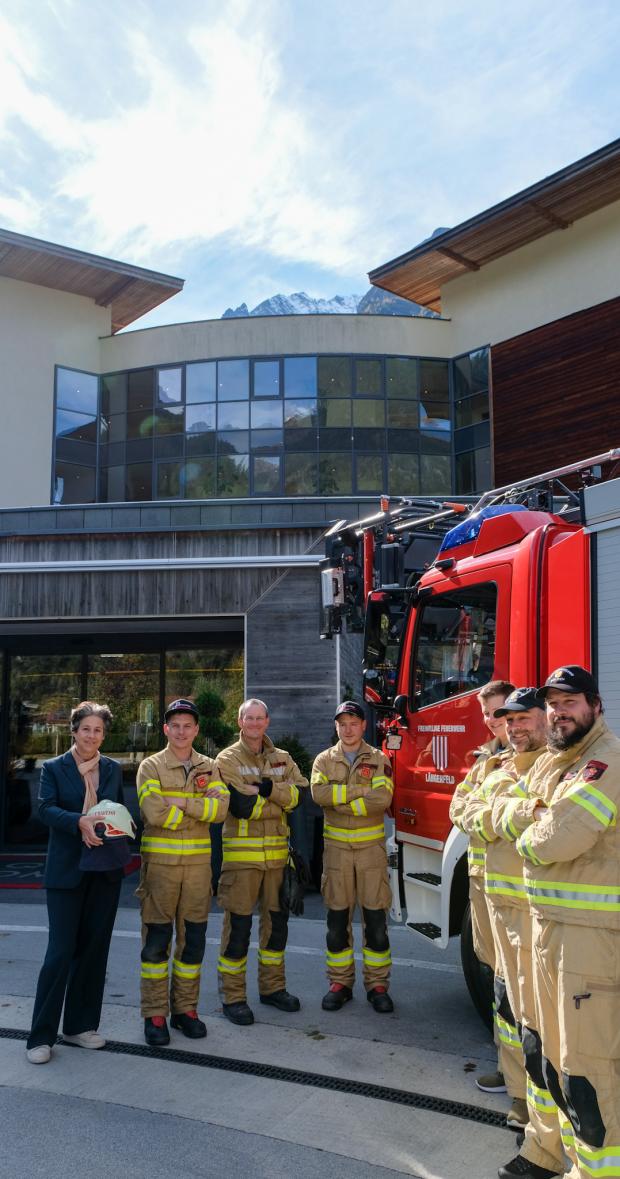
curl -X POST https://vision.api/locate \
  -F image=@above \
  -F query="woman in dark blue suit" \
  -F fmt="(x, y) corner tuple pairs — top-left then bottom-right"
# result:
(26, 701), (123, 1064)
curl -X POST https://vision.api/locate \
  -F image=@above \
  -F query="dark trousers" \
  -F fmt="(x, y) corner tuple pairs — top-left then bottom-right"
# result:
(27, 873), (121, 1049)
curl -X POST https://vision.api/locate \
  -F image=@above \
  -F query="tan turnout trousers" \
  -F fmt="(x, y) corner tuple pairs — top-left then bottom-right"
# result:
(217, 866), (287, 1003)
(470, 876), (526, 1101)
(137, 861), (211, 1018)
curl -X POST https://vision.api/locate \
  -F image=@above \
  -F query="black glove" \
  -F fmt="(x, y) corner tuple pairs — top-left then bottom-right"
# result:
(279, 847), (311, 917)
(258, 777), (273, 798)
(228, 785), (258, 819)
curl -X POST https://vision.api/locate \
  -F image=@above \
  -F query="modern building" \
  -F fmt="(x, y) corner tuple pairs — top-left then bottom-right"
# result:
(1, 137), (619, 852)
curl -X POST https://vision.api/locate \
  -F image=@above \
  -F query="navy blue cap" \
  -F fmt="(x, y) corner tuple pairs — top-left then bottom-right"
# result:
(335, 700), (365, 720)
(165, 698), (199, 721)
(494, 687), (545, 717)
(536, 665), (599, 700)
(79, 831), (133, 873)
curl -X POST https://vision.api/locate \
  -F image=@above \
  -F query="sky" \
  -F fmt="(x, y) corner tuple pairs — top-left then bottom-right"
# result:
(0, 0), (619, 328)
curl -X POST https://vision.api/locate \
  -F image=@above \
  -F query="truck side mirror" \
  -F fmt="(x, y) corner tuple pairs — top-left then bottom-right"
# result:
(393, 694), (408, 724)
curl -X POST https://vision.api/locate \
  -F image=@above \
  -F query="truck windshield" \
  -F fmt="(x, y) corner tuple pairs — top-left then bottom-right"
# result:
(413, 583), (497, 708)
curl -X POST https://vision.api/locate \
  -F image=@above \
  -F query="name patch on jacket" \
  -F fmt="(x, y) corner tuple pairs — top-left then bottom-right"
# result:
(270, 762), (287, 776)
(581, 760), (608, 782)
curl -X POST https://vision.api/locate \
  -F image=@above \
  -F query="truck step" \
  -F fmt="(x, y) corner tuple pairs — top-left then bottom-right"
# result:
(406, 871), (441, 886)
(407, 921), (442, 939)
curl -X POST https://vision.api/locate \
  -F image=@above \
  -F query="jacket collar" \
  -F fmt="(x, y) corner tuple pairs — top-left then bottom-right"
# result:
(332, 738), (374, 765)
(547, 714), (608, 771)
(60, 748), (112, 790)
(237, 733), (275, 759)
(163, 744), (204, 770)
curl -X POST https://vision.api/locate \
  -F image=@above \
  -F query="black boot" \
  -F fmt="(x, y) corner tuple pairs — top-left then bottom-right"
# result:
(367, 987), (394, 1013)
(144, 1016), (170, 1046)
(171, 1011), (207, 1038)
(321, 984), (353, 1011)
(222, 1001), (255, 1026)
(498, 1156), (560, 1179)
(259, 989), (301, 1012)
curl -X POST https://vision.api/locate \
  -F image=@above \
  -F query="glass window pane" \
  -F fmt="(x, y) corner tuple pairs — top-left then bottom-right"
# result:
(187, 431), (216, 456)
(356, 455), (384, 493)
(415, 583), (498, 707)
(186, 403), (216, 433)
(387, 428), (419, 452)
(285, 455), (318, 495)
(126, 463), (152, 501)
(155, 406), (184, 435)
(185, 459), (216, 498)
(457, 448), (491, 492)
(56, 368), (98, 415)
(217, 454), (249, 497)
(470, 347), (490, 393)
(157, 461), (182, 499)
(353, 428), (385, 451)
(421, 453), (451, 492)
(101, 413), (127, 444)
(126, 438), (153, 464)
(100, 464), (125, 501)
(186, 362), (216, 404)
(387, 400), (419, 428)
(420, 360), (449, 406)
(318, 453), (352, 494)
(318, 357), (351, 398)
(386, 357), (418, 399)
(218, 402), (248, 430)
(420, 400), (451, 433)
(155, 434), (183, 459)
(284, 356), (316, 397)
(352, 399), (385, 427)
(253, 455), (281, 493)
(165, 646), (244, 726)
(420, 430), (451, 455)
(284, 398), (317, 428)
(355, 358), (382, 397)
(101, 373), (127, 416)
(55, 438), (96, 465)
(455, 391), (490, 429)
(454, 421), (490, 454)
(475, 446), (491, 490)
(254, 360), (280, 398)
(56, 408), (97, 443)
(217, 431), (249, 455)
(88, 652), (161, 815)
(157, 367), (182, 405)
(127, 369), (154, 412)
(218, 359), (249, 401)
(251, 401), (283, 428)
(319, 428), (351, 450)
(250, 429), (283, 453)
(100, 441), (125, 467)
(53, 463), (96, 504)
(127, 410), (155, 440)
(388, 453), (420, 495)
(285, 428), (317, 452)
(318, 398), (351, 427)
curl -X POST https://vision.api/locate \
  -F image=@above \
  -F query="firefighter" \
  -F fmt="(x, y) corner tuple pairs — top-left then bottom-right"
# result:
(215, 698), (307, 1025)
(311, 701), (394, 1013)
(450, 679), (524, 1109)
(136, 699), (229, 1046)
(468, 688), (565, 1179)
(514, 666), (620, 1179)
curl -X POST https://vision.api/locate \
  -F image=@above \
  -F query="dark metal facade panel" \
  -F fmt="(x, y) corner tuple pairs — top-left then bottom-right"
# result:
(491, 296), (620, 486)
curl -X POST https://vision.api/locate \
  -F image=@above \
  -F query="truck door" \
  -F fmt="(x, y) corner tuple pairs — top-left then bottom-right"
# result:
(393, 570), (511, 845)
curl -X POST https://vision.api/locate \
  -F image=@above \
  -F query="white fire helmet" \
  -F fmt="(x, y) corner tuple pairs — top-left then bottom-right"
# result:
(85, 800), (136, 839)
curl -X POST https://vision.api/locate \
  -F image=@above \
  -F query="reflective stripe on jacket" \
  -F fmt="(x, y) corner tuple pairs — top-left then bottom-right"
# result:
(217, 734), (308, 871)
(137, 746), (229, 866)
(515, 719), (620, 928)
(311, 739), (393, 850)
(450, 742), (510, 878)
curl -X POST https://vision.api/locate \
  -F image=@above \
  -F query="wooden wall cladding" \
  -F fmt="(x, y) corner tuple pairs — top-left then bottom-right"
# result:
(491, 296), (620, 485)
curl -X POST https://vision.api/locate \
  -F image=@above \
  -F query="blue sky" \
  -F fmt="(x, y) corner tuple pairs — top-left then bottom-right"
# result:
(0, 0), (619, 328)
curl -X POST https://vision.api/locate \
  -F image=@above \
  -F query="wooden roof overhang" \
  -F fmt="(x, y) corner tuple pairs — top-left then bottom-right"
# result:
(0, 228), (184, 332)
(369, 138), (620, 313)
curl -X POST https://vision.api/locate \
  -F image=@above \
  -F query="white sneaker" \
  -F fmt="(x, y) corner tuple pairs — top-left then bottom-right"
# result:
(63, 1030), (106, 1049)
(27, 1044), (51, 1064)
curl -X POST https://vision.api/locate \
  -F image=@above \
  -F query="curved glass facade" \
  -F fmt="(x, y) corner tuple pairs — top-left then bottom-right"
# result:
(52, 348), (489, 504)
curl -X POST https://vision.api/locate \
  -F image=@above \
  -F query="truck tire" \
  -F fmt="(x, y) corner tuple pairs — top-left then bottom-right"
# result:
(460, 901), (494, 1032)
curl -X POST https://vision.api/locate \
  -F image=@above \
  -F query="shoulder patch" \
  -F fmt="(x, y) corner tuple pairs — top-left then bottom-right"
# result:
(581, 760), (608, 783)
(359, 765), (373, 779)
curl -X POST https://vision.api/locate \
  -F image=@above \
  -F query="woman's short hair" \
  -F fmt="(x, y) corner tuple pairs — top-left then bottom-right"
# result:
(70, 701), (113, 733)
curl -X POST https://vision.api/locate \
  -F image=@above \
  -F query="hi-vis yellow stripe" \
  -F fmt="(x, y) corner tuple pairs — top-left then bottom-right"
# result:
(371, 775), (393, 794)
(332, 784), (347, 806)
(362, 946), (391, 967)
(217, 955), (247, 975)
(138, 778), (162, 802)
(141, 837), (211, 855)
(326, 947), (354, 968)
(284, 785), (300, 811)
(258, 948), (284, 965)
(140, 961), (169, 979)
(351, 798), (367, 817)
(324, 822), (384, 844)
(163, 805), (183, 830)
(172, 958), (201, 979)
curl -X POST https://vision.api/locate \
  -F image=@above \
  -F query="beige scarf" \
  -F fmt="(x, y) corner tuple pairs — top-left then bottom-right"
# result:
(74, 750), (101, 813)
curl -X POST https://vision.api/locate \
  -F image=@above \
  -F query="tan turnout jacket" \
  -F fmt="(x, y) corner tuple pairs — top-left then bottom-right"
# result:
(449, 739), (510, 877)
(217, 734), (307, 871)
(311, 739), (393, 849)
(137, 746), (229, 866)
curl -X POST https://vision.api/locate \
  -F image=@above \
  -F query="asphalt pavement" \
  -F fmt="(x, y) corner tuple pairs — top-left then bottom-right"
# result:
(0, 884), (519, 1179)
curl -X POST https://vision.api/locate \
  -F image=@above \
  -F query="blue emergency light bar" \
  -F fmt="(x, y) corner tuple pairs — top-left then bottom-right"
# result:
(438, 504), (528, 554)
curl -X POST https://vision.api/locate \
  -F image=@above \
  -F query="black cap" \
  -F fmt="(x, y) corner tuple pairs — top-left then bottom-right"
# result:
(536, 665), (599, 700)
(494, 687), (545, 717)
(164, 698), (199, 721)
(335, 700), (365, 721)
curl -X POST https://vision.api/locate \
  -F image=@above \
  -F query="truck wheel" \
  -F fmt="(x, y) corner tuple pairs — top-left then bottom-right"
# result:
(460, 901), (494, 1032)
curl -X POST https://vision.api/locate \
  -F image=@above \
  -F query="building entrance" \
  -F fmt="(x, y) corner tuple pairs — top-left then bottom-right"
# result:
(0, 623), (243, 850)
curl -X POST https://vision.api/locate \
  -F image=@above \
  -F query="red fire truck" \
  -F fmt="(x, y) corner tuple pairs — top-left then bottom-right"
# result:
(320, 449), (620, 1022)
